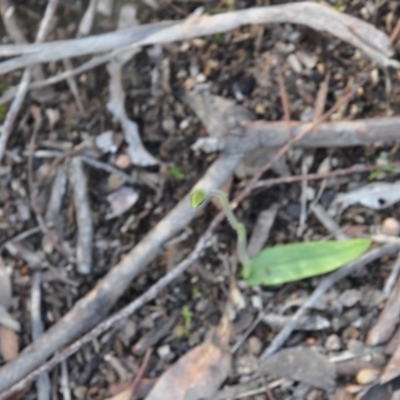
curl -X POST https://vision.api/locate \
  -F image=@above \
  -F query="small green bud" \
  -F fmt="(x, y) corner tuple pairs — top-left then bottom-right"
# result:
(190, 189), (207, 208)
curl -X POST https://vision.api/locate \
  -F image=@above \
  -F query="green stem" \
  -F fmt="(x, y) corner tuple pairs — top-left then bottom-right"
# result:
(207, 190), (250, 267)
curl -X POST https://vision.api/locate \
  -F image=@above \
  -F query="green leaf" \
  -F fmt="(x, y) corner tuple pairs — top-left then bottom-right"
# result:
(190, 189), (207, 208)
(242, 239), (371, 286)
(368, 166), (400, 181)
(168, 165), (185, 180)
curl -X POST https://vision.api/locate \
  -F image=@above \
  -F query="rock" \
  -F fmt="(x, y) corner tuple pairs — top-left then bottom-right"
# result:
(248, 336), (263, 356)
(251, 295), (263, 310)
(325, 334), (342, 351)
(381, 217), (400, 236)
(347, 339), (364, 355)
(356, 368), (380, 385)
(338, 289), (362, 308)
(115, 154), (131, 169)
(157, 344), (173, 361)
(235, 354), (259, 375)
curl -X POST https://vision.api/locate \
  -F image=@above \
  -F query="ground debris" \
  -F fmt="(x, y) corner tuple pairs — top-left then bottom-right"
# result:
(260, 347), (336, 392)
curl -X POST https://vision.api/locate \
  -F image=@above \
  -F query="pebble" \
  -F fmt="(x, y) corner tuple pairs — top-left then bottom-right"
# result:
(157, 344), (173, 360)
(356, 368), (380, 385)
(114, 154), (131, 169)
(235, 354), (259, 375)
(73, 387), (87, 400)
(381, 217), (400, 236)
(179, 119), (190, 130)
(287, 53), (302, 73)
(341, 326), (360, 341)
(250, 295), (263, 310)
(325, 334), (342, 351)
(338, 289), (362, 308)
(248, 336), (263, 356)
(107, 173), (125, 191)
(347, 339), (364, 355)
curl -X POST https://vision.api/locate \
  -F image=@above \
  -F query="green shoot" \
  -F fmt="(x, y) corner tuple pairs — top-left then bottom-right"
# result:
(190, 188), (250, 268)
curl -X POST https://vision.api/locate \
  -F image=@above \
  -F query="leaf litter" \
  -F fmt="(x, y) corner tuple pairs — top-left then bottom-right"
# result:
(2, 1), (400, 399)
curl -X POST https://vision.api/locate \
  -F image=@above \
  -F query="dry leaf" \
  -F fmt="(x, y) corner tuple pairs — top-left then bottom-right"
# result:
(106, 187), (139, 218)
(381, 345), (400, 384)
(260, 347), (336, 392)
(328, 181), (400, 216)
(145, 315), (231, 400)
(0, 326), (19, 361)
(367, 274), (400, 346)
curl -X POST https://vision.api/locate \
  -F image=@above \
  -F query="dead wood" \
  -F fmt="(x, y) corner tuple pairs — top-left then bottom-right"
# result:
(194, 117), (400, 154)
(0, 1), (396, 77)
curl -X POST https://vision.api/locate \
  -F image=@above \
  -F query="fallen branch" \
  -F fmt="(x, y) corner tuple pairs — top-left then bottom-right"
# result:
(0, 2), (396, 76)
(193, 117), (400, 154)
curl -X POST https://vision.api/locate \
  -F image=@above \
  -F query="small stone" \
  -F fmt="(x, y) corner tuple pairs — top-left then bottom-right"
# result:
(356, 368), (380, 385)
(248, 336), (263, 355)
(287, 53), (302, 73)
(95, 130), (118, 154)
(107, 173), (125, 191)
(195, 298), (209, 313)
(251, 295), (263, 310)
(343, 308), (360, 324)
(230, 286), (246, 310)
(179, 119), (190, 130)
(235, 354), (259, 375)
(73, 386), (87, 400)
(341, 326), (360, 342)
(347, 339), (364, 355)
(162, 118), (176, 135)
(254, 102), (266, 115)
(338, 289), (362, 308)
(195, 73), (206, 83)
(325, 334), (341, 351)
(381, 217), (400, 236)
(114, 154), (131, 169)
(297, 50), (318, 69)
(157, 344), (173, 360)
(180, 41), (190, 52)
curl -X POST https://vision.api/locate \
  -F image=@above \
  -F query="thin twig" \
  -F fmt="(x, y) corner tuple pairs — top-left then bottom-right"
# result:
(60, 361), (71, 400)
(107, 52), (158, 166)
(131, 349), (152, 395)
(69, 157), (93, 275)
(0, 2), (396, 74)
(310, 203), (348, 240)
(31, 273), (50, 400)
(0, 0), (59, 164)
(62, 58), (84, 114)
(27, 107), (71, 260)
(390, 18), (400, 44)
(383, 253), (400, 298)
(0, 52), (114, 105)
(274, 54), (290, 122)
(255, 161), (400, 189)
(260, 245), (399, 361)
